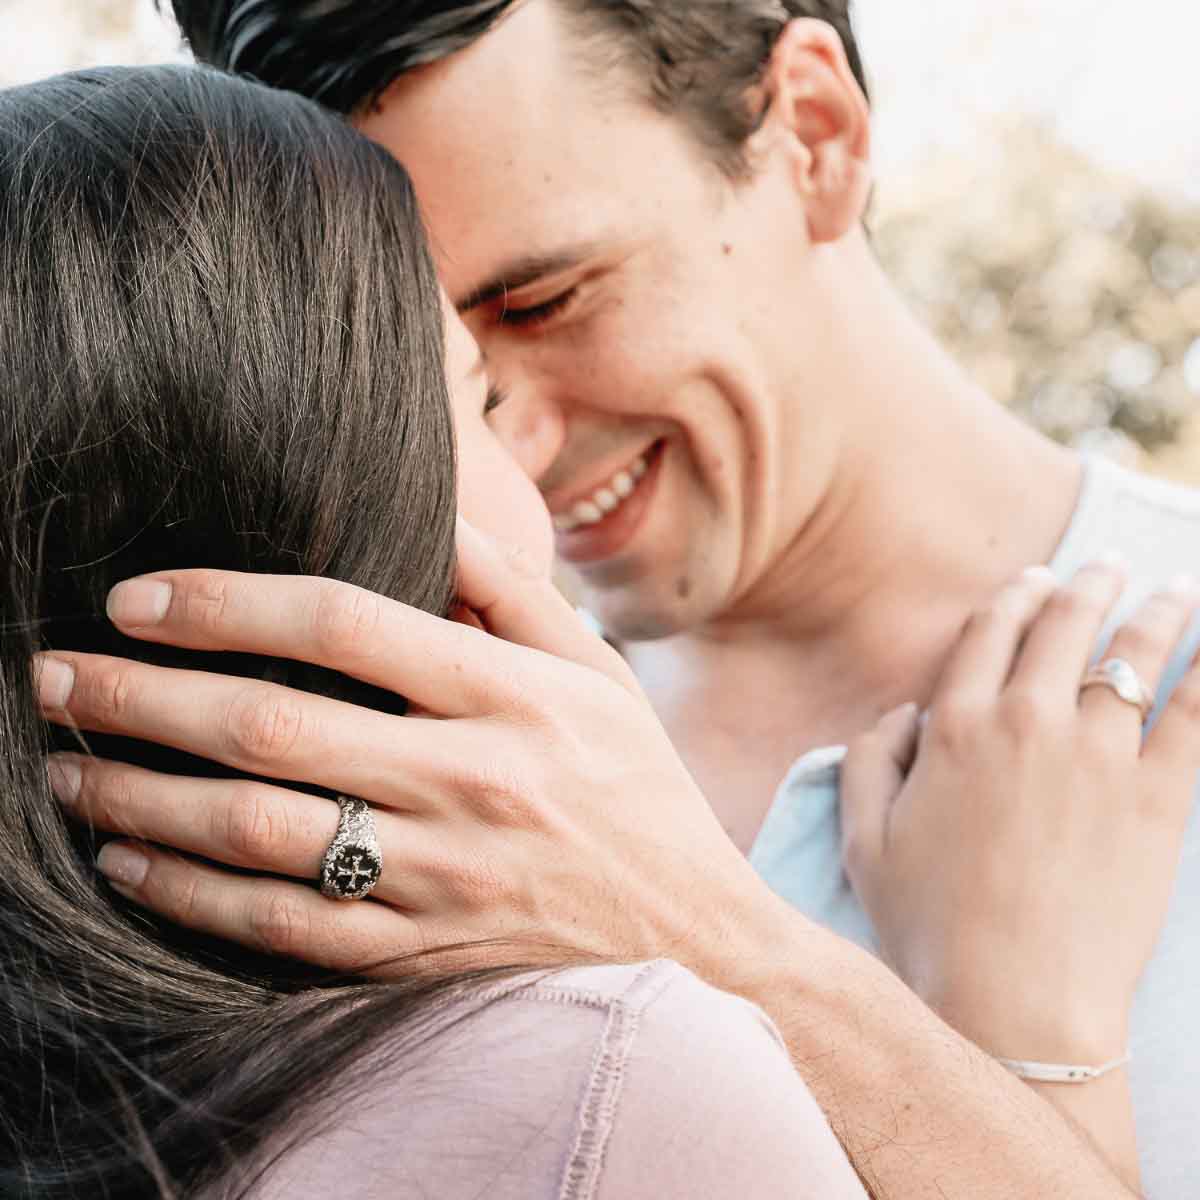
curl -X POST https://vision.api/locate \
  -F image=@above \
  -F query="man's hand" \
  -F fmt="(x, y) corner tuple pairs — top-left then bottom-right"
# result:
(37, 518), (769, 977)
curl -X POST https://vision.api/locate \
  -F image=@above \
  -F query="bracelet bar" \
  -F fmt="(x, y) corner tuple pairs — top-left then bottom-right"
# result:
(995, 1051), (1132, 1084)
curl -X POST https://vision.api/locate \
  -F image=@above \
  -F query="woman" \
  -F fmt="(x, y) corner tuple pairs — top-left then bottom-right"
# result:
(0, 63), (866, 1199)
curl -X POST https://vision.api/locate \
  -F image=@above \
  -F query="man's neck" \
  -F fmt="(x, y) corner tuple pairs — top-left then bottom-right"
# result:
(627, 260), (1084, 849)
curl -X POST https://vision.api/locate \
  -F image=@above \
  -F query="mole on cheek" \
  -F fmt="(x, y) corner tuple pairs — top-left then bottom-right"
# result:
(676, 576), (692, 599)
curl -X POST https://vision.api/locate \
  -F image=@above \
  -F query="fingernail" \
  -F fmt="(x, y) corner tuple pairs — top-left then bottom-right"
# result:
(97, 843), (149, 889)
(1020, 565), (1057, 584)
(107, 579), (171, 626)
(47, 754), (82, 805)
(1095, 549), (1129, 570)
(34, 656), (75, 710)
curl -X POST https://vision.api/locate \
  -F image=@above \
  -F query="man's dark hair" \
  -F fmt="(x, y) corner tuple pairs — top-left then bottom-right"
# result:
(166, 1), (869, 175)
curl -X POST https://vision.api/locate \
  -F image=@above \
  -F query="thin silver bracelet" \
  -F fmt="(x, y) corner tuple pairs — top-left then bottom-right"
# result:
(996, 1051), (1132, 1084)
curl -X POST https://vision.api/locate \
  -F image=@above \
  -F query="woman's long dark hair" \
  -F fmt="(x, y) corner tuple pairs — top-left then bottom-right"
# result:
(0, 64), (506, 1198)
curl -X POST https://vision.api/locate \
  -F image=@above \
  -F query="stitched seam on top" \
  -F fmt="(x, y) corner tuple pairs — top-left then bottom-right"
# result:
(464, 961), (675, 1012)
(556, 963), (675, 1200)
(556, 1000), (638, 1200)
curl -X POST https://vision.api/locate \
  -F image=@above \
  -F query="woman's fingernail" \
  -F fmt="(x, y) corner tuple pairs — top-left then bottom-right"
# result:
(97, 843), (149, 890)
(47, 754), (82, 804)
(107, 579), (171, 626)
(1021, 565), (1057, 584)
(34, 656), (75, 710)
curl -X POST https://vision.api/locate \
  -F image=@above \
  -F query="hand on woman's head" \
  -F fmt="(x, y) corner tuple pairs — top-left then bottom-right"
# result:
(38, 518), (766, 981)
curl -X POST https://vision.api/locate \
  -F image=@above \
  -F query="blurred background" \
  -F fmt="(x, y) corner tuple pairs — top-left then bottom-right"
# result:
(2, 0), (1197, 481)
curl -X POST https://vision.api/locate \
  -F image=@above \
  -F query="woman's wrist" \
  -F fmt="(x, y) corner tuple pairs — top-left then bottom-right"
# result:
(703, 910), (1136, 1199)
(926, 988), (1131, 1073)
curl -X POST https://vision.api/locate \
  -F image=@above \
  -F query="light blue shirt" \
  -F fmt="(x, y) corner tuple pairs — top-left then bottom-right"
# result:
(749, 457), (1200, 1198)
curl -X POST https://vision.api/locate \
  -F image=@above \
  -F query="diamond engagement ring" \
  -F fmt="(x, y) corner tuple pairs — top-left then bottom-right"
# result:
(1078, 657), (1155, 721)
(319, 796), (383, 901)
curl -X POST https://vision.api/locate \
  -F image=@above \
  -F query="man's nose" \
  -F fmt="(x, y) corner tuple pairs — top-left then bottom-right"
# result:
(489, 383), (566, 483)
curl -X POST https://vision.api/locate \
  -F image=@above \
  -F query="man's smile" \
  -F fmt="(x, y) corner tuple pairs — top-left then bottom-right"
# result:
(547, 440), (667, 564)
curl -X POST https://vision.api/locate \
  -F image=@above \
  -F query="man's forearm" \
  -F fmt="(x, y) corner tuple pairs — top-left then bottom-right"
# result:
(713, 910), (1135, 1200)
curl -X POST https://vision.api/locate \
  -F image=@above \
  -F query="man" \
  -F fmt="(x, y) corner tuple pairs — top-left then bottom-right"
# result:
(54, 0), (1200, 1193)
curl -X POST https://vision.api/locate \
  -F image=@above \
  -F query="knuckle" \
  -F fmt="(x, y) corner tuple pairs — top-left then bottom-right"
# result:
(312, 583), (383, 660)
(439, 851), (508, 911)
(248, 892), (313, 958)
(87, 767), (141, 832)
(87, 664), (138, 723)
(1111, 622), (1163, 662)
(221, 687), (305, 767)
(159, 870), (203, 929)
(222, 787), (290, 864)
(1000, 687), (1055, 740)
(452, 758), (539, 829)
(501, 539), (543, 582)
(1045, 587), (1100, 625)
(929, 698), (983, 754)
(182, 571), (232, 638)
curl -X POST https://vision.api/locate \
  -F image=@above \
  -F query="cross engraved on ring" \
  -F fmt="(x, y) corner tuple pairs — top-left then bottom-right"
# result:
(336, 852), (376, 895)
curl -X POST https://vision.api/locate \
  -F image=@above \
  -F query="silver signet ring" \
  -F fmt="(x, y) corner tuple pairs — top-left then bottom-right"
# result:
(319, 796), (383, 901)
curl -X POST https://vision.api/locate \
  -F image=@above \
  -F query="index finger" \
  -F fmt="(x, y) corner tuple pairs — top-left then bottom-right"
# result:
(929, 567), (1059, 711)
(104, 570), (524, 717)
(455, 517), (640, 693)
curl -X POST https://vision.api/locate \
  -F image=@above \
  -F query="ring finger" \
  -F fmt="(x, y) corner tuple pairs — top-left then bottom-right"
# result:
(1078, 578), (1200, 733)
(49, 754), (450, 910)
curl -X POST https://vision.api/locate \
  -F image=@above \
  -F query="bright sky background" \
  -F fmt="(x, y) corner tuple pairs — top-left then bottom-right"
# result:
(1, 0), (1198, 202)
(857, 0), (1200, 204)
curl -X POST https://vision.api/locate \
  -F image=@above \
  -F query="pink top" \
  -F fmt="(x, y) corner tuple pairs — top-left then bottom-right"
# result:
(221, 960), (865, 1199)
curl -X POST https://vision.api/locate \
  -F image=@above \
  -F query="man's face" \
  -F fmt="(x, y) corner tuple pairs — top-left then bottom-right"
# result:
(360, 0), (840, 640)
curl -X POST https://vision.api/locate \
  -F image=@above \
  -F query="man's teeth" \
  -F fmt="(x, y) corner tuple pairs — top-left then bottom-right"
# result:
(554, 452), (650, 533)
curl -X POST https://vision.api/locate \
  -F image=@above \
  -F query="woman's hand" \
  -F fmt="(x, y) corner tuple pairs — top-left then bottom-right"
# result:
(36, 519), (775, 979)
(840, 561), (1200, 1186)
(842, 561), (1200, 1056)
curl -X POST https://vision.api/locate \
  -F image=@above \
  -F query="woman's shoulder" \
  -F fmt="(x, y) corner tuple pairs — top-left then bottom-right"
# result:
(471, 956), (778, 1029)
(227, 961), (864, 1200)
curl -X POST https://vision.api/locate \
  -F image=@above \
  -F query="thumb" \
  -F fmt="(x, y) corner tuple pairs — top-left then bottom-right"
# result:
(840, 703), (921, 876)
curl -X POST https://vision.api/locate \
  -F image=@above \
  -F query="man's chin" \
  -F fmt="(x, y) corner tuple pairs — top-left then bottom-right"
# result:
(582, 583), (714, 645)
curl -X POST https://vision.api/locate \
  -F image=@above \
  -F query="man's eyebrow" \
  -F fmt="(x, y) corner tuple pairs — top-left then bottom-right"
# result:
(455, 245), (601, 314)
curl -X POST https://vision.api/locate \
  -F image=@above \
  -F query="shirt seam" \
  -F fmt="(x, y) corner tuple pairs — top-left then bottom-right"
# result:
(460, 960), (682, 1014)
(556, 963), (679, 1200)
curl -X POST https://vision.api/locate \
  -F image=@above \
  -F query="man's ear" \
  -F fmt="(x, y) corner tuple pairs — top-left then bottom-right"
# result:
(747, 18), (872, 244)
